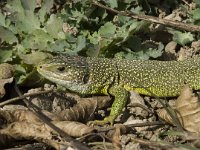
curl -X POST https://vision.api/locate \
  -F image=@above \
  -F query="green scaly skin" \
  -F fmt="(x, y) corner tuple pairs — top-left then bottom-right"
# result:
(37, 55), (200, 125)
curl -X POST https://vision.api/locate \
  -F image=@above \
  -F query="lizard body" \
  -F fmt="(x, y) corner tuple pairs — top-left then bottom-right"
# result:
(37, 55), (200, 124)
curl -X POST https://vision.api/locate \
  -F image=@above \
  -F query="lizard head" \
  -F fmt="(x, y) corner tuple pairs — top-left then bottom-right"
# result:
(37, 55), (90, 92)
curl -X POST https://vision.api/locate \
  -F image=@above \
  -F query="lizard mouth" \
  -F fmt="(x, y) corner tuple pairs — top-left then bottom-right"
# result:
(37, 64), (77, 87)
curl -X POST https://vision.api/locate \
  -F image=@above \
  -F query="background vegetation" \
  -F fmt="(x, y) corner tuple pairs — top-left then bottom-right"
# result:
(0, 0), (200, 85)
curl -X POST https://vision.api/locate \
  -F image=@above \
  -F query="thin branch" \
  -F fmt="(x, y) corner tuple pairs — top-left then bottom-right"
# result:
(97, 121), (168, 132)
(92, 1), (200, 32)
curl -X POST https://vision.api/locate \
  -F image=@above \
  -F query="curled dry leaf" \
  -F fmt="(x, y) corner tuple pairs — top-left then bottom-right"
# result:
(59, 98), (97, 122)
(0, 63), (14, 98)
(59, 95), (111, 122)
(157, 85), (200, 134)
(0, 121), (94, 149)
(62, 92), (111, 110)
(0, 63), (14, 79)
(0, 121), (67, 150)
(63, 93), (111, 110)
(0, 107), (61, 125)
(28, 88), (111, 122)
(51, 121), (94, 137)
(96, 95), (112, 109)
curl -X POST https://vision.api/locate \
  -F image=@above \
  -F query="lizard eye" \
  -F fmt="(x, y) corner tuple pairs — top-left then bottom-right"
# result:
(83, 74), (89, 84)
(57, 66), (65, 72)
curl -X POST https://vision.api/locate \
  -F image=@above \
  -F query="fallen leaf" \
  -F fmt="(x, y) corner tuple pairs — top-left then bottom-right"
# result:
(0, 63), (14, 98)
(0, 107), (61, 124)
(59, 98), (97, 122)
(157, 85), (200, 134)
(0, 120), (94, 149)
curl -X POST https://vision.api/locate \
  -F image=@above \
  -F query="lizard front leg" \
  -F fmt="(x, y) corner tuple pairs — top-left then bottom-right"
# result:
(93, 86), (129, 125)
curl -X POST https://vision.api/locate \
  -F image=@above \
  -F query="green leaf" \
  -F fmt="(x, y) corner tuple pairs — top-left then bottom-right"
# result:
(172, 31), (194, 46)
(0, 49), (13, 63)
(146, 48), (163, 58)
(86, 45), (100, 57)
(115, 24), (129, 40)
(115, 42), (164, 60)
(48, 40), (70, 52)
(7, 0), (24, 13)
(0, 26), (18, 44)
(76, 35), (86, 51)
(66, 32), (77, 43)
(88, 32), (101, 45)
(7, 0), (40, 34)
(115, 51), (140, 60)
(134, 50), (150, 60)
(192, 8), (200, 21)
(21, 0), (37, 11)
(131, 6), (144, 14)
(38, 0), (54, 23)
(117, 15), (131, 24)
(15, 64), (26, 74)
(99, 22), (116, 38)
(106, 0), (118, 8)
(194, 0), (200, 6)
(148, 43), (164, 58)
(129, 20), (149, 33)
(0, 11), (6, 27)
(46, 14), (63, 39)
(71, 9), (87, 24)
(19, 51), (50, 65)
(22, 29), (54, 50)
(13, 10), (40, 34)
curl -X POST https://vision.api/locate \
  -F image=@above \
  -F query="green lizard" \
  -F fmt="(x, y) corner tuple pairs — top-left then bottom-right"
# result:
(37, 55), (200, 125)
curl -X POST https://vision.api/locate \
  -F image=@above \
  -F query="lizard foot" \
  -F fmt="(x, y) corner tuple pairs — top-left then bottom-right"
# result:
(88, 116), (115, 126)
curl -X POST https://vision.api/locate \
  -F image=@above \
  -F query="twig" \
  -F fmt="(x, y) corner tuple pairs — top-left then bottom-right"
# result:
(126, 121), (168, 128)
(92, 1), (200, 32)
(181, 0), (190, 7)
(97, 121), (167, 132)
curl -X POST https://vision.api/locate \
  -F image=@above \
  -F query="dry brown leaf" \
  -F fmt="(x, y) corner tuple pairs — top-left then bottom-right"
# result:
(0, 63), (14, 79)
(0, 121), (94, 149)
(51, 121), (94, 137)
(0, 107), (61, 124)
(0, 121), (67, 150)
(58, 94), (111, 122)
(29, 89), (111, 117)
(157, 85), (200, 134)
(62, 93), (111, 110)
(0, 63), (14, 98)
(59, 98), (98, 122)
